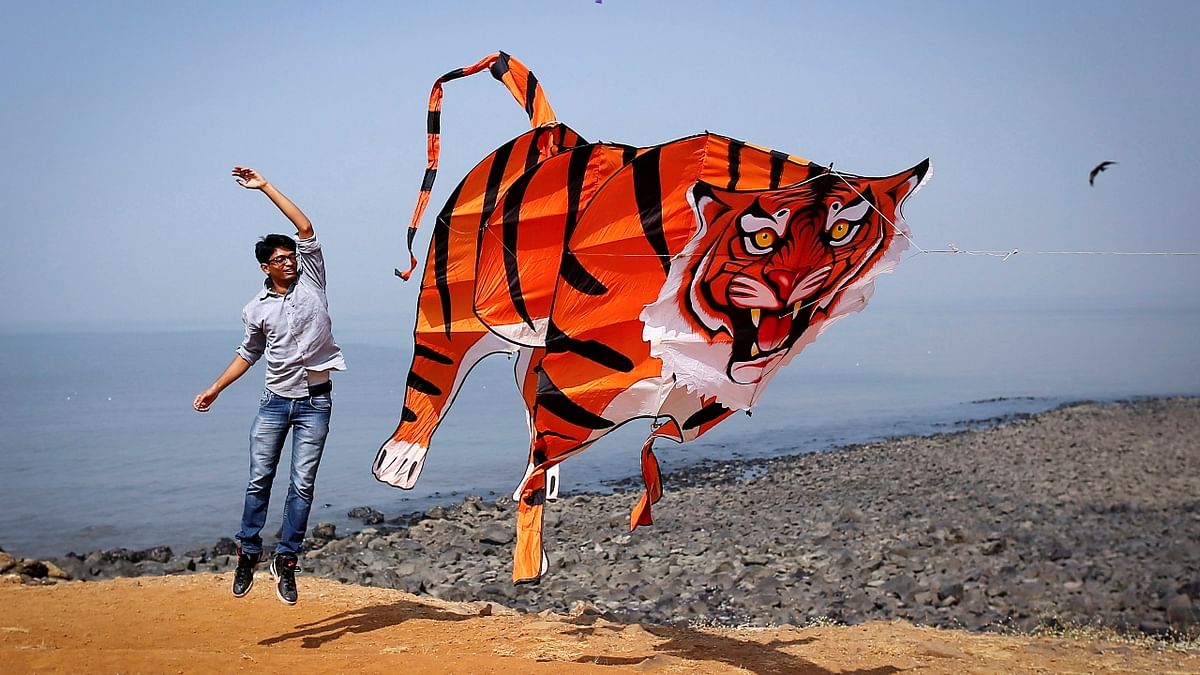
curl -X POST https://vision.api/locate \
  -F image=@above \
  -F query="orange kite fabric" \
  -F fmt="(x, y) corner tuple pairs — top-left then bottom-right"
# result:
(375, 52), (931, 584)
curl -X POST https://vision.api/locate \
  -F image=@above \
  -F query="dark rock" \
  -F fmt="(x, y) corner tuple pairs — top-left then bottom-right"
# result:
(311, 522), (337, 540)
(883, 574), (917, 599)
(477, 524), (513, 546)
(137, 546), (173, 564)
(51, 556), (90, 579)
(211, 538), (237, 556)
(16, 560), (48, 578)
(164, 559), (197, 574)
(1166, 594), (1196, 631)
(1138, 620), (1171, 636)
(101, 548), (136, 562)
(1046, 543), (1073, 561)
(980, 538), (1006, 555)
(136, 561), (166, 576)
(938, 582), (964, 602)
(348, 507), (385, 524)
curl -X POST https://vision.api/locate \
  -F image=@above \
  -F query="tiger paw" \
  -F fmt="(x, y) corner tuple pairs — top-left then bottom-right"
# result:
(373, 440), (429, 489)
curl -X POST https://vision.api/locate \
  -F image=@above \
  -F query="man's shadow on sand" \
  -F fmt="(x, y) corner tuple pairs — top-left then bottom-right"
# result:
(258, 599), (472, 649)
(259, 601), (901, 675)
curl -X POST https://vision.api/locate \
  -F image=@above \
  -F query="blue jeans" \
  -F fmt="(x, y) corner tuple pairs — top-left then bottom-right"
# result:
(236, 388), (332, 556)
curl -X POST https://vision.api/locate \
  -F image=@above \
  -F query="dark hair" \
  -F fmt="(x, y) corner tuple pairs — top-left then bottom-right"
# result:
(255, 234), (297, 264)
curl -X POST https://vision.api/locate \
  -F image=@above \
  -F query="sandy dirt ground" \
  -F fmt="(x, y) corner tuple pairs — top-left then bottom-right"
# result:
(2, 574), (1196, 674)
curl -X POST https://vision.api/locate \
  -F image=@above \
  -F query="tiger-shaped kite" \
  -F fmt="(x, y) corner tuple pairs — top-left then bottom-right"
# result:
(374, 52), (930, 583)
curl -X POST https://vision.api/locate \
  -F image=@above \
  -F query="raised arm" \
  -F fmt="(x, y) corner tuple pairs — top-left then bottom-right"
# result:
(232, 166), (314, 239)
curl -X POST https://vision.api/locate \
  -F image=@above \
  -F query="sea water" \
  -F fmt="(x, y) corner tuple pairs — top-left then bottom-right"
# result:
(1, 303), (1197, 559)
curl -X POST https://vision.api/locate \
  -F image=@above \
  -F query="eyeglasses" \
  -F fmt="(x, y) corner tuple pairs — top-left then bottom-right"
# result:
(267, 254), (297, 267)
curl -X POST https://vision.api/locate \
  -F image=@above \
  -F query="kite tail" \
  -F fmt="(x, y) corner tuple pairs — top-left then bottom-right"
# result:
(396, 51), (560, 280)
(629, 436), (663, 530)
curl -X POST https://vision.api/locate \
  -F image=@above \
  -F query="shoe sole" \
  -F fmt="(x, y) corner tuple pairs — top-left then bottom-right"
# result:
(270, 559), (298, 605)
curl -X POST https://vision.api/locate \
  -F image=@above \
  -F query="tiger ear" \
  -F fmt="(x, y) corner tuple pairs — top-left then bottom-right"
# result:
(687, 182), (732, 232)
(881, 158), (932, 207)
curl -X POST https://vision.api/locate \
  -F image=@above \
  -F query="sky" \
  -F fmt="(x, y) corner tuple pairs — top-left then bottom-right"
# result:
(1, 1), (1198, 334)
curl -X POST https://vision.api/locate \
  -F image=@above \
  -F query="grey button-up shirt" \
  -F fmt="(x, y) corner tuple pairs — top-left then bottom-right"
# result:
(237, 235), (346, 397)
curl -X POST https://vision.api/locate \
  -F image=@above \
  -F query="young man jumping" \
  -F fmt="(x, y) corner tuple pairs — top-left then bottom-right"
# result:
(193, 166), (346, 605)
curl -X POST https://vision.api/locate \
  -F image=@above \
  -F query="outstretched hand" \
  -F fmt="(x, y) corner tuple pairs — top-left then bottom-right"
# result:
(193, 388), (219, 413)
(232, 166), (268, 190)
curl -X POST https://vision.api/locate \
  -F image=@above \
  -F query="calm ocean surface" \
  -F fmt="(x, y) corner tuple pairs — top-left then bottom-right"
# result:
(1, 303), (1197, 559)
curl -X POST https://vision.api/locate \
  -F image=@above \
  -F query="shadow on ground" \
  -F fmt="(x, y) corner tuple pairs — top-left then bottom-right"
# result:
(259, 599), (473, 649)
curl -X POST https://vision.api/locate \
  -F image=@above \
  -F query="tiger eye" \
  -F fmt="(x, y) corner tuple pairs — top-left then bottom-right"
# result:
(754, 230), (777, 248)
(830, 220), (850, 241)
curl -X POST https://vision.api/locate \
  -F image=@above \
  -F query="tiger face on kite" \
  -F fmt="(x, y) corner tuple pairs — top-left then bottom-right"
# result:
(374, 52), (930, 583)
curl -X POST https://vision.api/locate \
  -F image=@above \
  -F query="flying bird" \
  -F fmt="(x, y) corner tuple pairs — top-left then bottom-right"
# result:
(1089, 160), (1116, 186)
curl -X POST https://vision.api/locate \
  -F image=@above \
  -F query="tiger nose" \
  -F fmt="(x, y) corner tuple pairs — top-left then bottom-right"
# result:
(766, 269), (799, 297)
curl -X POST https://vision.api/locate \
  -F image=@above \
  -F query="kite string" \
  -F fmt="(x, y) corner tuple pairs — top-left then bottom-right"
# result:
(827, 165), (929, 255)
(824, 167), (1200, 259)
(922, 246), (1200, 257)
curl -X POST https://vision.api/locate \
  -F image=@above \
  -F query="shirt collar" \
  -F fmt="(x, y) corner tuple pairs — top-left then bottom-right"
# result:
(258, 277), (295, 300)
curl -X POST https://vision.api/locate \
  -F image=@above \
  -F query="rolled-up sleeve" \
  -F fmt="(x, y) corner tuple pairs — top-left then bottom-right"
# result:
(297, 235), (327, 289)
(236, 307), (265, 366)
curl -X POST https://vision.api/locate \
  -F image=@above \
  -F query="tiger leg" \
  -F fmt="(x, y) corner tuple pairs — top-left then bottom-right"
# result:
(514, 347), (562, 501)
(373, 330), (517, 489)
(510, 348), (561, 584)
(513, 468), (550, 584)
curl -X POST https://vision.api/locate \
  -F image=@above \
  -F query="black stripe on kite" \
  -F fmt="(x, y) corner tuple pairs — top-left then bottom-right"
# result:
(546, 321), (633, 372)
(401, 406), (418, 423)
(563, 145), (593, 238)
(560, 251), (607, 296)
(559, 146), (609, 295)
(481, 141), (515, 229)
(621, 145), (637, 166)
(523, 126), (543, 171)
(727, 141), (743, 190)
(414, 344), (455, 365)
(427, 110), (441, 135)
(769, 150), (787, 189)
(490, 52), (511, 79)
(536, 429), (575, 441)
(433, 180), (465, 337)
(420, 167), (437, 193)
(682, 401), (729, 431)
(500, 169), (536, 329)
(632, 147), (671, 275)
(535, 367), (614, 430)
(406, 371), (443, 397)
(406, 226), (418, 250)
(524, 71), (539, 118)
(440, 67), (466, 82)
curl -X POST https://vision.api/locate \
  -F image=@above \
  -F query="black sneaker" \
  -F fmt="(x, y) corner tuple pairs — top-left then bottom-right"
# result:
(270, 553), (299, 605)
(232, 548), (260, 598)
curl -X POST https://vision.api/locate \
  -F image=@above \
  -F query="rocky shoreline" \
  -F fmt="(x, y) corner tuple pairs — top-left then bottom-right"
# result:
(7, 397), (1198, 638)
